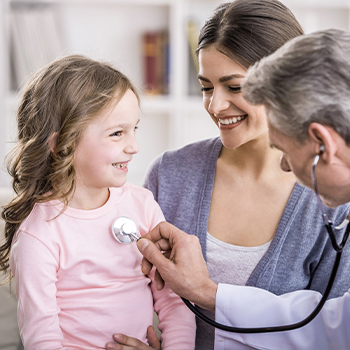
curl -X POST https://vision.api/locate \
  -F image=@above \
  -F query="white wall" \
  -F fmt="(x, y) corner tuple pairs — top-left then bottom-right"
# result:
(2, 0), (350, 188)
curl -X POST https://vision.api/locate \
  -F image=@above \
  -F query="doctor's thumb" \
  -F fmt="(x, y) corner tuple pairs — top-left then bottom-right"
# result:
(137, 238), (167, 289)
(137, 238), (166, 267)
(137, 237), (149, 252)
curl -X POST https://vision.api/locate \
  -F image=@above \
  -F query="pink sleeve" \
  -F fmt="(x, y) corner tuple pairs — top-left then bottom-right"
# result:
(10, 231), (67, 350)
(150, 271), (196, 350)
(145, 196), (196, 350)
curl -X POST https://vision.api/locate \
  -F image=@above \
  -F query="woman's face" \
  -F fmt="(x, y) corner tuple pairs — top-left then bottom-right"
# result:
(198, 46), (267, 149)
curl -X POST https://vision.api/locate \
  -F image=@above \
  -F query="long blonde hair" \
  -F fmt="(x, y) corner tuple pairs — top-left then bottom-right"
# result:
(0, 55), (139, 277)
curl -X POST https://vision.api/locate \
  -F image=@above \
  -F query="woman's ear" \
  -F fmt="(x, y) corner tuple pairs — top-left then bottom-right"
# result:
(308, 123), (337, 164)
(48, 132), (58, 153)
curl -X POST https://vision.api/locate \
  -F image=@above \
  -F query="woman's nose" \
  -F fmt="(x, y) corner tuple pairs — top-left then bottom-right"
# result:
(280, 155), (292, 172)
(208, 90), (230, 115)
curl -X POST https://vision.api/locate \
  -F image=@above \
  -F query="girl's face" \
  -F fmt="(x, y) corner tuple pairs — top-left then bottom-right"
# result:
(74, 89), (139, 195)
(198, 46), (267, 149)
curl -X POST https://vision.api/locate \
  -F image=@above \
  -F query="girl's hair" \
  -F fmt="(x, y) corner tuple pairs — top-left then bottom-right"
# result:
(0, 55), (139, 277)
(197, 0), (304, 68)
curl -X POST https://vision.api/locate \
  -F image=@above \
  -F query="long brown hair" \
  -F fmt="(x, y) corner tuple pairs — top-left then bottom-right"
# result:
(197, 0), (304, 68)
(0, 55), (139, 278)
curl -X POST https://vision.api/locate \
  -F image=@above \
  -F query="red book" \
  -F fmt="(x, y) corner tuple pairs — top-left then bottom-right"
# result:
(143, 32), (159, 94)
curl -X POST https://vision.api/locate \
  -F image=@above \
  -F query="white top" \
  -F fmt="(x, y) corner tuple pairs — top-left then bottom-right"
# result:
(206, 232), (271, 285)
(214, 283), (350, 350)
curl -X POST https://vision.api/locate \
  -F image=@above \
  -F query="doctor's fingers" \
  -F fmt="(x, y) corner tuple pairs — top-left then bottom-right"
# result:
(144, 221), (187, 248)
(140, 245), (171, 276)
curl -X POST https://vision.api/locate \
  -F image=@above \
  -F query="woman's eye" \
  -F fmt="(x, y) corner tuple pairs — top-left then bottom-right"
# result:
(229, 86), (241, 93)
(134, 126), (139, 132)
(201, 86), (213, 93)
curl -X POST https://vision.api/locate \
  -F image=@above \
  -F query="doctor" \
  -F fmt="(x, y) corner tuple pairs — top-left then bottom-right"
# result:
(135, 28), (350, 350)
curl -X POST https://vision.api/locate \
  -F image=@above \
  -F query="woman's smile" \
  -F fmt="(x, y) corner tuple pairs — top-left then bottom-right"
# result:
(218, 115), (247, 128)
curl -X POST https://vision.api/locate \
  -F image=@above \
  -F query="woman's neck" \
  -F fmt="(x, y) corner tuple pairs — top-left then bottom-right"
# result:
(219, 134), (289, 180)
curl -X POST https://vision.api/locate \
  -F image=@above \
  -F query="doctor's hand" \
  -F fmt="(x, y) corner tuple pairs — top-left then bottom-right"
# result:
(137, 221), (217, 312)
(105, 325), (160, 350)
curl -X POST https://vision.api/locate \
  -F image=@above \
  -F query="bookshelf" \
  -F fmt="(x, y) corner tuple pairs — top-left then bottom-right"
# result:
(1, 0), (350, 187)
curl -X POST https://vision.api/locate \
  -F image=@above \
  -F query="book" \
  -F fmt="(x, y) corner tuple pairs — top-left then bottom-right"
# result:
(142, 30), (169, 95)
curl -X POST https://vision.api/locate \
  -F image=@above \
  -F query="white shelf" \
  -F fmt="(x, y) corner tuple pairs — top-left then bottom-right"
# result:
(283, 0), (350, 8)
(9, 0), (175, 4)
(2, 0), (350, 187)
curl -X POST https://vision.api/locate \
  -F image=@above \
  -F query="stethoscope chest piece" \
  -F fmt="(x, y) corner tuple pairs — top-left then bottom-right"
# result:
(112, 216), (140, 244)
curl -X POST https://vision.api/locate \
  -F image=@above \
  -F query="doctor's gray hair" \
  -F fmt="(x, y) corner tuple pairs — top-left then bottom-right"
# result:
(242, 29), (350, 145)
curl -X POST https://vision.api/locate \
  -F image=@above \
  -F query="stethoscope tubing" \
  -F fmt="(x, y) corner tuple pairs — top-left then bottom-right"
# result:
(182, 220), (350, 333)
(182, 249), (342, 333)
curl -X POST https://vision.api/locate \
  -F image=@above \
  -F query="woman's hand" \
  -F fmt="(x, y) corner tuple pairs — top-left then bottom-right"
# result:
(105, 325), (161, 350)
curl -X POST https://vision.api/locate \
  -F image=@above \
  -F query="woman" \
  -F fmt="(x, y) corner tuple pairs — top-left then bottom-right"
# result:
(142, 1), (350, 349)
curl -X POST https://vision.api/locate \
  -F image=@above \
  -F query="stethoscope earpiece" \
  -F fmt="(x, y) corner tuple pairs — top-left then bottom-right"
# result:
(112, 216), (140, 244)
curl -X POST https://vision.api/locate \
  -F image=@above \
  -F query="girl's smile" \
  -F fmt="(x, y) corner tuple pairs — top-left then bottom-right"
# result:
(72, 89), (139, 208)
(112, 161), (131, 171)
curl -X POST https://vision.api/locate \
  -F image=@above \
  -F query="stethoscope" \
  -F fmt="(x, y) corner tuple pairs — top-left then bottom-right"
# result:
(112, 150), (350, 333)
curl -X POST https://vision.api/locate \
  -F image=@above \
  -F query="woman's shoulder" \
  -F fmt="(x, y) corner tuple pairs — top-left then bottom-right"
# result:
(154, 137), (222, 170)
(165, 137), (221, 159)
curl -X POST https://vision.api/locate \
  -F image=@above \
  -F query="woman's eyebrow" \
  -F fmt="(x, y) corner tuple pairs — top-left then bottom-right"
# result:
(197, 74), (210, 82)
(197, 74), (245, 83)
(219, 74), (245, 82)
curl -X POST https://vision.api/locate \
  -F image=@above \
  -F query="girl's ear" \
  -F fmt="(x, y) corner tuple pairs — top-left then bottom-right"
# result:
(308, 123), (337, 164)
(48, 132), (58, 153)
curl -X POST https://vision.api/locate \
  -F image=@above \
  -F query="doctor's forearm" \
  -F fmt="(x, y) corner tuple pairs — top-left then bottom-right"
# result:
(192, 278), (218, 313)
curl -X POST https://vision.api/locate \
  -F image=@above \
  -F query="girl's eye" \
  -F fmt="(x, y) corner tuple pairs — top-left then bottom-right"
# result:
(229, 86), (241, 93)
(111, 131), (122, 137)
(134, 126), (138, 132)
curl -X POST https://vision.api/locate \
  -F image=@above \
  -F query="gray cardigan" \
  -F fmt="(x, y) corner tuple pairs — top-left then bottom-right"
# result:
(144, 137), (350, 349)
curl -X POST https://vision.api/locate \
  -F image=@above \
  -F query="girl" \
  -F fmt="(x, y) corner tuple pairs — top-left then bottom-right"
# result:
(0, 55), (195, 350)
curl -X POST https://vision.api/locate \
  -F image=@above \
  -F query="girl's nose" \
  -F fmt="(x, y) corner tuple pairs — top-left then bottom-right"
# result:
(280, 154), (292, 172)
(125, 134), (139, 154)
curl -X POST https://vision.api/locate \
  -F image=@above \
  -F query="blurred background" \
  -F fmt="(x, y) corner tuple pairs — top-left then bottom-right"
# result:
(1, 1), (350, 349)
(0, 0), (350, 190)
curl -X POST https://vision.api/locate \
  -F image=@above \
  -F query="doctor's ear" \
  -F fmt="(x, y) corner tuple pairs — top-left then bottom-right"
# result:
(48, 132), (58, 153)
(308, 123), (336, 164)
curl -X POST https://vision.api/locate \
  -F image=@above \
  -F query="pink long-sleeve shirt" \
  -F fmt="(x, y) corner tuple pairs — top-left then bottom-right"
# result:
(10, 184), (196, 349)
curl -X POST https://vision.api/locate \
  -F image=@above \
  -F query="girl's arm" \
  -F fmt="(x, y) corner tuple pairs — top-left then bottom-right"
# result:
(143, 193), (196, 350)
(150, 268), (196, 350)
(10, 231), (67, 350)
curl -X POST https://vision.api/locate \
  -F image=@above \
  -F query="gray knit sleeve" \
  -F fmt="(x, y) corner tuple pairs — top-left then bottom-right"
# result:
(143, 153), (163, 201)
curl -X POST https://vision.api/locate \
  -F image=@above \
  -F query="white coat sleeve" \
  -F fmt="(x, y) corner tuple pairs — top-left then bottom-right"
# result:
(214, 283), (350, 350)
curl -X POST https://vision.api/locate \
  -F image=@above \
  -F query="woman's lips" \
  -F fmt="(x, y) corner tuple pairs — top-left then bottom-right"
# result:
(218, 114), (247, 128)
